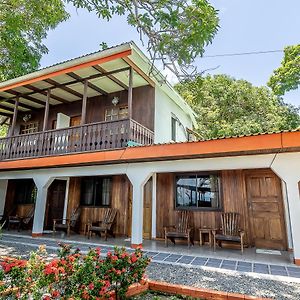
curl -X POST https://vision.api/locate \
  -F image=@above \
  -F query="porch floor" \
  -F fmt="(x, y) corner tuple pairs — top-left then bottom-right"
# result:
(1, 230), (299, 280)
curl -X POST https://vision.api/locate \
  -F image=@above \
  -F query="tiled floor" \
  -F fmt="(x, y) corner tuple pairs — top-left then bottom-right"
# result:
(2, 231), (299, 279)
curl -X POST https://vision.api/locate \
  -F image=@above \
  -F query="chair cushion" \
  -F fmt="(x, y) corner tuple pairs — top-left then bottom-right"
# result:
(55, 224), (68, 229)
(215, 234), (241, 242)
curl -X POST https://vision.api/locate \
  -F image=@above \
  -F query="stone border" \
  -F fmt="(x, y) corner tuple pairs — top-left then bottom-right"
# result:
(124, 280), (272, 300)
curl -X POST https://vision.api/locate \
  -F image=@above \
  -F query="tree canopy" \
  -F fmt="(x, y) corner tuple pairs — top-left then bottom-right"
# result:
(0, 0), (69, 81)
(268, 44), (300, 95)
(176, 74), (300, 139)
(67, 0), (219, 79)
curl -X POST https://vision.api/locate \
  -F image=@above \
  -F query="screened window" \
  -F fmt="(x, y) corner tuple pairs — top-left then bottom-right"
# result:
(175, 174), (221, 210)
(20, 122), (39, 134)
(81, 177), (112, 207)
(14, 179), (37, 204)
(171, 117), (176, 141)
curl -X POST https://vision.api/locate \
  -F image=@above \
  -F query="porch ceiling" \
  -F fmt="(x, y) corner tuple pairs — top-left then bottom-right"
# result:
(0, 54), (149, 118)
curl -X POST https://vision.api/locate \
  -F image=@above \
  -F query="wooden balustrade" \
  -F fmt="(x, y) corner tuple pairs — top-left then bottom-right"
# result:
(0, 119), (154, 161)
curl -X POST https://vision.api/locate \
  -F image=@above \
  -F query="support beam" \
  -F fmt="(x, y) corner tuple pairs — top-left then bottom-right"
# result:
(0, 111), (12, 118)
(93, 65), (128, 90)
(43, 89), (50, 131)
(5, 90), (46, 107)
(0, 104), (14, 113)
(24, 84), (69, 104)
(68, 72), (108, 96)
(123, 57), (155, 87)
(9, 97), (19, 137)
(44, 78), (83, 98)
(0, 98), (39, 111)
(128, 67), (133, 119)
(81, 80), (88, 125)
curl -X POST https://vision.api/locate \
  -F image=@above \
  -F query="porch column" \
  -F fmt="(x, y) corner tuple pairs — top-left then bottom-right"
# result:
(0, 180), (8, 217)
(127, 169), (152, 248)
(42, 89), (50, 131)
(271, 152), (300, 265)
(128, 67), (133, 119)
(32, 176), (54, 236)
(151, 173), (157, 239)
(81, 79), (88, 125)
(9, 96), (19, 137)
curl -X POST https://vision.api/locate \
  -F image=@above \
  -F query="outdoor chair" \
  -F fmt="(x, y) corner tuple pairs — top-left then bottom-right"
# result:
(212, 212), (245, 253)
(53, 206), (81, 237)
(164, 210), (194, 248)
(7, 206), (35, 231)
(87, 208), (118, 241)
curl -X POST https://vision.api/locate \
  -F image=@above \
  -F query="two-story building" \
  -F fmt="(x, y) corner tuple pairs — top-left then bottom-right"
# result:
(1, 42), (300, 266)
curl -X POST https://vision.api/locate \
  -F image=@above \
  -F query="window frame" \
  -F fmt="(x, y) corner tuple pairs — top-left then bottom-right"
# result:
(105, 105), (129, 122)
(20, 122), (39, 135)
(14, 179), (37, 205)
(174, 172), (222, 211)
(80, 176), (112, 208)
(171, 116), (177, 141)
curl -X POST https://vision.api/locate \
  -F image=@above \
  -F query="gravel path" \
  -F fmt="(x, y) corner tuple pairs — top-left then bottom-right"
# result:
(146, 263), (300, 300)
(1, 239), (300, 300)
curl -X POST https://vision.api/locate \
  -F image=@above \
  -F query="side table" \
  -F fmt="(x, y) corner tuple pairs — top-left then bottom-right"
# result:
(199, 227), (215, 247)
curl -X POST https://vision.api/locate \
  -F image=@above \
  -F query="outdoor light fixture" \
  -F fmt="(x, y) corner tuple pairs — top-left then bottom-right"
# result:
(112, 96), (119, 106)
(22, 114), (32, 122)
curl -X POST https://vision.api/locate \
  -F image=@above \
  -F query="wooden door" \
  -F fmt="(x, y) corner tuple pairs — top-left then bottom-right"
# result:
(245, 170), (287, 250)
(44, 180), (66, 229)
(143, 178), (153, 239)
(127, 184), (132, 237)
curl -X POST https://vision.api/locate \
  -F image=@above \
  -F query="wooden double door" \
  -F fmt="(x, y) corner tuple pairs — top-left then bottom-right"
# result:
(245, 170), (287, 250)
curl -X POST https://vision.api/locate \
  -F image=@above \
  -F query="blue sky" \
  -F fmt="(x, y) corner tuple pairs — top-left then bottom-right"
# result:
(40, 0), (300, 106)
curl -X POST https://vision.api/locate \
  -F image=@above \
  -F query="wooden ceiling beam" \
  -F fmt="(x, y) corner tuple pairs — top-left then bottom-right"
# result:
(0, 117), (9, 126)
(122, 57), (155, 87)
(24, 84), (70, 104)
(0, 67), (130, 104)
(44, 78), (83, 98)
(5, 90), (46, 107)
(0, 111), (12, 118)
(0, 104), (14, 113)
(67, 72), (108, 96)
(92, 65), (128, 90)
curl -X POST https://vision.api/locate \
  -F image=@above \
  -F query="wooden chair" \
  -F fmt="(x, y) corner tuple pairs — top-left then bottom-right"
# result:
(8, 206), (35, 231)
(212, 212), (245, 253)
(53, 207), (81, 237)
(87, 208), (118, 241)
(164, 210), (194, 248)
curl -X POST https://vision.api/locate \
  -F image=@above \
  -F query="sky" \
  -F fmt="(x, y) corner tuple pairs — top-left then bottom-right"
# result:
(40, 0), (300, 106)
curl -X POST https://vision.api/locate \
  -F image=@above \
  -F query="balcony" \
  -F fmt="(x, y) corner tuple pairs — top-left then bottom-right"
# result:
(0, 119), (154, 161)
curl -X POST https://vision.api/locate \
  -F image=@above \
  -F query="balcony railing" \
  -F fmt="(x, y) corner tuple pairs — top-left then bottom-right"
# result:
(0, 119), (154, 161)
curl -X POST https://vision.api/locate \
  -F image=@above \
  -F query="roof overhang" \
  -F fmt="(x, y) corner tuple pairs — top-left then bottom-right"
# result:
(0, 41), (196, 126)
(0, 130), (299, 171)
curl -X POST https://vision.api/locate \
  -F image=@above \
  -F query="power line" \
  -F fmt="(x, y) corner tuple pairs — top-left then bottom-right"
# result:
(201, 49), (283, 58)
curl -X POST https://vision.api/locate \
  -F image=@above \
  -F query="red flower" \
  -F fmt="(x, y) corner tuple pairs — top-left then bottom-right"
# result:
(88, 283), (95, 290)
(51, 290), (60, 297)
(131, 254), (138, 263)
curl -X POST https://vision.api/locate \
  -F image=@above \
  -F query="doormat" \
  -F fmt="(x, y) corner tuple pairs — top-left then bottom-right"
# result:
(256, 248), (281, 255)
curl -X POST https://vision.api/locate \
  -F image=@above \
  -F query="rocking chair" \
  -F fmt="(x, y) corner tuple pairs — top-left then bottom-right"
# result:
(53, 207), (81, 236)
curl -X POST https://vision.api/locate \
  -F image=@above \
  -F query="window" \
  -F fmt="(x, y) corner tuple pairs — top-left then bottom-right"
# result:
(14, 179), (37, 204)
(20, 122), (39, 134)
(175, 174), (221, 210)
(171, 117), (177, 141)
(105, 106), (128, 121)
(80, 176), (112, 207)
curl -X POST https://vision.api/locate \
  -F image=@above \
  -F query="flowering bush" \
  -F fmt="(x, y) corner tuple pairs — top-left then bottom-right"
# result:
(0, 243), (150, 300)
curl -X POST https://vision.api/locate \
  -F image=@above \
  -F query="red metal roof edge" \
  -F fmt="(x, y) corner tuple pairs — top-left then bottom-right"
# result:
(0, 130), (299, 171)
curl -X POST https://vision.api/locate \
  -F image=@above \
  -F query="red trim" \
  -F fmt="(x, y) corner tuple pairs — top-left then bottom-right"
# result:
(0, 131), (300, 171)
(131, 243), (143, 249)
(294, 258), (300, 266)
(0, 49), (132, 92)
(31, 233), (43, 237)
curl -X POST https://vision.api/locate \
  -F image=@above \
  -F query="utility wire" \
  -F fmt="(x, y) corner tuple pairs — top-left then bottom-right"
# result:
(201, 49), (283, 58)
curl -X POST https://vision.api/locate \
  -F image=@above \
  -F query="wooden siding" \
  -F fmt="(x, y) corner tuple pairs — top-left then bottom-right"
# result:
(67, 175), (131, 236)
(156, 169), (286, 249)
(13, 85), (154, 135)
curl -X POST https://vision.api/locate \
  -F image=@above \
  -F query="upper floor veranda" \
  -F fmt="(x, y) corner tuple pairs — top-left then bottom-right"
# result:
(0, 43), (195, 161)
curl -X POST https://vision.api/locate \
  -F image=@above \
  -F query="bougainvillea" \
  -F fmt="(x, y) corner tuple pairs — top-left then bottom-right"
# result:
(0, 243), (150, 300)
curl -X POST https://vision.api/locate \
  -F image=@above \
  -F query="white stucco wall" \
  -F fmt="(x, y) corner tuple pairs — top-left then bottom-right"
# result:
(154, 86), (193, 143)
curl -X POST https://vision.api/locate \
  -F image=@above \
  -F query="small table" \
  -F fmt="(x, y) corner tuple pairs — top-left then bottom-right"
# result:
(199, 227), (215, 247)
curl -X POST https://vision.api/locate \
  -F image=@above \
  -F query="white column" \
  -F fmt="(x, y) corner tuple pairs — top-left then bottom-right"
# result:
(62, 178), (70, 224)
(271, 152), (300, 264)
(32, 176), (54, 236)
(0, 180), (8, 216)
(151, 173), (157, 239)
(127, 169), (152, 247)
